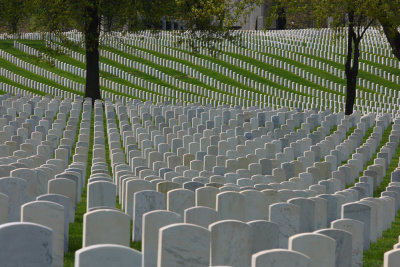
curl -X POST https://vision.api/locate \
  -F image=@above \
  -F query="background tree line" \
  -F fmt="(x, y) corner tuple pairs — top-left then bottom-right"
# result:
(0, 0), (399, 115)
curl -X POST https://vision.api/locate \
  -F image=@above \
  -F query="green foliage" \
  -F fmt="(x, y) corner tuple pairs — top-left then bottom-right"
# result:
(175, 0), (261, 30)
(172, 0), (263, 55)
(0, 0), (28, 33)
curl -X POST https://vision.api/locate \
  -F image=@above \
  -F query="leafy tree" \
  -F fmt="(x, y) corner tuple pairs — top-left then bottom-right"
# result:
(137, 0), (177, 29)
(31, 0), (133, 101)
(31, 0), (173, 101)
(270, 0), (378, 115)
(376, 1), (400, 61)
(174, 0), (262, 54)
(0, 0), (28, 34)
(29, 0), (263, 101)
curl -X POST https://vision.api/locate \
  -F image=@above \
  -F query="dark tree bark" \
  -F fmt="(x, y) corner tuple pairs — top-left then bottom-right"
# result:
(380, 19), (400, 61)
(276, 7), (286, 30)
(84, 1), (101, 101)
(345, 11), (359, 115)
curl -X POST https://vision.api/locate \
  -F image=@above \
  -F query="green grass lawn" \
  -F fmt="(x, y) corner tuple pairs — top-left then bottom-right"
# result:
(363, 123), (400, 267)
(22, 40), (180, 104)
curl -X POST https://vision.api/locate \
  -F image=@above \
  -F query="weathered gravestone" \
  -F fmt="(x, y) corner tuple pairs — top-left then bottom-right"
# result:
(209, 220), (251, 267)
(196, 186), (219, 209)
(142, 210), (182, 267)
(167, 188), (195, 216)
(158, 223), (210, 267)
(48, 178), (77, 209)
(83, 209), (130, 247)
(342, 202), (372, 250)
(0, 177), (28, 221)
(87, 181), (116, 210)
(269, 203), (300, 248)
(21, 200), (64, 267)
(248, 220), (279, 254)
(75, 244), (142, 267)
(251, 249), (311, 267)
(132, 190), (165, 242)
(289, 233), (335, 267)
(37, 193), (73, 252)
(0, 222), (53, 267)
(331, 219), (364, 267)
(315, 229), (352, 267)
(184, 206), (219, 228)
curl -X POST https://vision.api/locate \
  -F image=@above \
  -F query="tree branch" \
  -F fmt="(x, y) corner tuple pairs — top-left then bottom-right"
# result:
(379, 18), (400, 61)
(359, 19), (374, 39)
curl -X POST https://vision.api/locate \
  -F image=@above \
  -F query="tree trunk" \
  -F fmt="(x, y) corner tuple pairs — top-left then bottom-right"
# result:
(345, 11), (357, 115)
(380, 20), (400, 61)
(276, 8), (286, 30)
(84, 2), (101, 101)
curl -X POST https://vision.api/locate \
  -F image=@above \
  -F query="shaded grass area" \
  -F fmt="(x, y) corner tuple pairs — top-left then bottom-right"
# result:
(226, 51), (340, 96)
(129, 44), (281, 99)
(0, 75), (46, 96)
(30, 40), (177, 103)
(363, 123), (400, 267)
(64, 105), (94, 266)
(1, 40), (86, 84)
(0, 43), (82, 96)
(102, 45), (250, 102)
(302, 52), (399, 94)
(21, 40), (87, 69)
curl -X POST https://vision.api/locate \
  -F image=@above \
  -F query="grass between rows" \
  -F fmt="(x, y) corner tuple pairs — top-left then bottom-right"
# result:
(0, 41), (83, 96)
(24, 40), (179, 104)
(363, 123), (400, 267)
(346, 123), (391, 189)
(63, 105), (93, 267)
(102, 45), (240, 102)
(255, 39), (400, 93)
(303, 52), (400, 94)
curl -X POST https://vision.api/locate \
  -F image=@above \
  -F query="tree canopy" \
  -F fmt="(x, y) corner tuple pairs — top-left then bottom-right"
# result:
(19, 0), (261, 100)
(0, 0), (28, 33)
(376, 0), (400, 61)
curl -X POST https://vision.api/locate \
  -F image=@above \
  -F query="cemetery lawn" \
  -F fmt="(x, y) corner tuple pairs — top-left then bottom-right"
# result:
(363, 124), (400, 266)
(2, 40), (86, 84)
(0, 41), (83, 96)
(227, 51), (337, 96)
(131, 45), (277, 100)
(11, 40), (163, 103)
(363, 215), (400, 267)
(101, 45), (238, 101)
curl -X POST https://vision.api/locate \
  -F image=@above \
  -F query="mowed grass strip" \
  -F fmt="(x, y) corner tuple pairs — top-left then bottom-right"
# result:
(363, 124), (400, 267)
(101, 45), (239, 101)
(1, 40), (86, 84)
(0, 75), (47, 96)
(0, 46), (83, 96)
(300, 52), (399, 95)
(127, 43), (282, 99)
(36, 40), (181, 103)
(64, 106), (93, 267)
